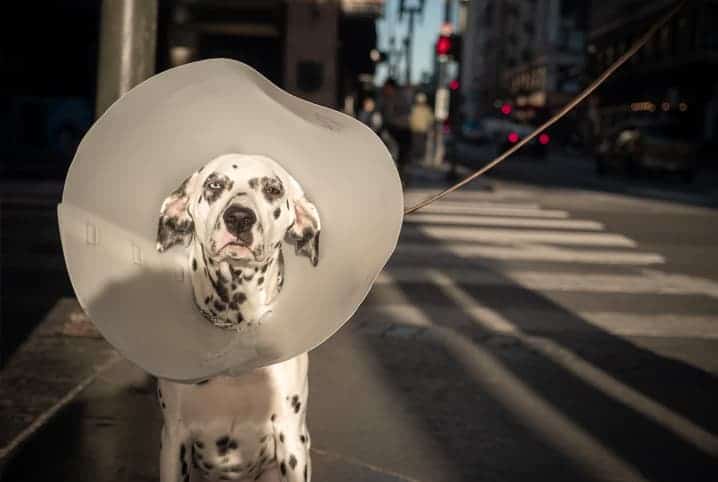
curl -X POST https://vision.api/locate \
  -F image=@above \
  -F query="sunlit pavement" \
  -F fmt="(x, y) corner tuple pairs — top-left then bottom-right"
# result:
(2, 154), (718, 481)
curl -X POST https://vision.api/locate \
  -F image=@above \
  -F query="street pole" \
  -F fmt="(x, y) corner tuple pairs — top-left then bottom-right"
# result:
(433, 0), (453, 166)
(95, 0), (158, 117)
(404, 8), (416, 86)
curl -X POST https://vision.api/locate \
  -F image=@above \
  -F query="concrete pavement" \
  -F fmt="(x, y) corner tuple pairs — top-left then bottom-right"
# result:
(2, 159), (718, 481)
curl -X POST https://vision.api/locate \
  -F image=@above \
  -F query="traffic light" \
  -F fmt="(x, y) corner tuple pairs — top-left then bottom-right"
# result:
(436, 34), (462, 60)
(436, 35), (452, 56)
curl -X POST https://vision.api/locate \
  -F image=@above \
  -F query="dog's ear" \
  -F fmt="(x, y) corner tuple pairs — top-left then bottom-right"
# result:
(156, 172), (199, 252)
(285, 195), (321, 266)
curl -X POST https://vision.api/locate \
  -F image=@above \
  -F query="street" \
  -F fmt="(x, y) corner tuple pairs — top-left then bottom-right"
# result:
(2, 154), (718, 481)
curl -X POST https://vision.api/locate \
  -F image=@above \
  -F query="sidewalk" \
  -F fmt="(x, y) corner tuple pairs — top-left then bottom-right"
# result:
(1, 298), (453, 482)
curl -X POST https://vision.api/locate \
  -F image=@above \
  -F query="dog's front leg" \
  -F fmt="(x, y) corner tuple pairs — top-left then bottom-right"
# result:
(160, 423), (192, 482)
(272, 415), (311, 482)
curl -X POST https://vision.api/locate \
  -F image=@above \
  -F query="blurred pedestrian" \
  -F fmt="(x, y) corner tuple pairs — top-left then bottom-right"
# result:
(409, 92), (434, 164)
(358, 97), (383, 133)
(379, 78), (412, 185)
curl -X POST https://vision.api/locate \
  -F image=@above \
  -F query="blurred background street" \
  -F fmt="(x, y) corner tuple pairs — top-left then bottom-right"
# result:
(2, 0), (718, 481)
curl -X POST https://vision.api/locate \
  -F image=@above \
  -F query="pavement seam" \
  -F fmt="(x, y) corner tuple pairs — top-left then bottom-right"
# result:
(311, 447), (427, 482)
(0, 352), (122, 462)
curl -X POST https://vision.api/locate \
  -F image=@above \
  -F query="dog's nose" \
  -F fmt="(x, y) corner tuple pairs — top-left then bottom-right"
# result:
(223, 205), (256, 237)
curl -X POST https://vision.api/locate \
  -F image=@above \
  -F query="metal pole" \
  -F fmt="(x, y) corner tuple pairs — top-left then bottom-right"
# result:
(405, 9), (416, 85)
(95, 0), (158, 117)
(433, 0), (453, 165)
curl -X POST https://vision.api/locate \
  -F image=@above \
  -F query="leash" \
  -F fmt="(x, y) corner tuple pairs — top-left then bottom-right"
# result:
(404, 0), (688, 216)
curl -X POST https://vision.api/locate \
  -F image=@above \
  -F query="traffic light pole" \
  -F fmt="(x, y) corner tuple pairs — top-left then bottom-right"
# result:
(433, 0), (453, 166)
(95, 0), (158, 117)
(404, 8), (417, 86)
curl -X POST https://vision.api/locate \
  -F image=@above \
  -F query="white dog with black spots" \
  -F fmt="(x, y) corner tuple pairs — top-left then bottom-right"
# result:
(155, 154), (320, 482)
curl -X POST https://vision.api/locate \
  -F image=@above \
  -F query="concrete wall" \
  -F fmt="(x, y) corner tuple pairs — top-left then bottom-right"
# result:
(284, 0), (339, 108)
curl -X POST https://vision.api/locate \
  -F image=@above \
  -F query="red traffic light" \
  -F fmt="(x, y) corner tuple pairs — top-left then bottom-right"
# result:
(436, 35), (452, 56)
(538, 133), (550, 145)
(507, 132), (520, 143)
(449, 79), (460, 91)
(500, 103), (512, 115)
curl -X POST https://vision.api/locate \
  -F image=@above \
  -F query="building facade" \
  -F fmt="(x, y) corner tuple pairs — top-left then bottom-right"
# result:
(162, 0), (383, 109)
(587, 0), (718, 149)
(460, 0), (589, 126)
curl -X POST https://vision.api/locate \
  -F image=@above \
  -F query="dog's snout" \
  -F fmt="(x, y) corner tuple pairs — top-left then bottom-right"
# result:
(223, 205), (256, 237)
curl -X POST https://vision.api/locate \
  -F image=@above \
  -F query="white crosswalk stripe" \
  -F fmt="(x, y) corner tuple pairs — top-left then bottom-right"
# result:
(404, 214), (605, 230)
(361, 189), (717, 341)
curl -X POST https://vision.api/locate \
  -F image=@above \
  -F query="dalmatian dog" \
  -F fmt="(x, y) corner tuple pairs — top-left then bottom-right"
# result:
(154, 153), (320, 482)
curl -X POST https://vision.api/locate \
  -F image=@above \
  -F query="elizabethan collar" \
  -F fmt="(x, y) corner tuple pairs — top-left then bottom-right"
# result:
(58, 59), (403, 382)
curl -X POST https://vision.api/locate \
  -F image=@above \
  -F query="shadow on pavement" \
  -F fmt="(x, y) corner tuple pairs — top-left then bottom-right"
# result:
(357, 225), (718, 481)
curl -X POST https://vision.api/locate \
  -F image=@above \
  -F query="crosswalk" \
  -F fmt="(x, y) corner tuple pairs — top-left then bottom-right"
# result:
(358, 187), (718, 342)
(354, 187), (718, 472)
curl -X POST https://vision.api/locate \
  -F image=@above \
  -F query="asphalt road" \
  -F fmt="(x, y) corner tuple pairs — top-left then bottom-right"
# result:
(2, 154), (717, 481)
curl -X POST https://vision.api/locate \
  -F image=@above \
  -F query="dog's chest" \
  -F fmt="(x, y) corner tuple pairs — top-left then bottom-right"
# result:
(158, 355), (308, 480)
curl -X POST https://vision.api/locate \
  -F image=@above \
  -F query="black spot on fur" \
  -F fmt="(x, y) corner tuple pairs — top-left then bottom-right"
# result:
(261, 263), (268, 273)
(257, 277), (264, 285)
(195, 440), (204, 449)
(233, 292), (247, 304)
(204, 296), (211, 305)
(232, 164), (237, 168)
(295, 402), (301, 413)
(228, 440), (238, 450)
(248, 178), (259, 190)
(280, 461), (287, 475)
(157, 214), (194, 252)
(161, 401), (166, 409)
(196, 379), (209, 385)
(279, 433), (284, 443)
(214, 300), (226, 311)
(286, 199), (290, 210)
(304, 464), (308, 480)
(231, 283), (237, 290)
(289, 454), (297, 470)
(244, 273), (254, 281)
(271, 414), (276, 422)
(209, 271), (230, 303)
(180, 444), (188, 476)
(192, 259), (197, 271)
(273, 207), (281, 219)
(300, 435), (306, 444)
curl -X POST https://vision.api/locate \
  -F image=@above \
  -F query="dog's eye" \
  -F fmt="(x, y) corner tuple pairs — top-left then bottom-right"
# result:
(208, 181), (224, 190)
(263, 185), (282, 196)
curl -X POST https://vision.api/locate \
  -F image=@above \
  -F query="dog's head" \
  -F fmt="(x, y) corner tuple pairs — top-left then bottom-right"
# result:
(156, 154), (321, 267)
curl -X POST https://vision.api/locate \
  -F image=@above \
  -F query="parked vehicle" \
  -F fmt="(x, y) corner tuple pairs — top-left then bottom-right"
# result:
(494, 120), (550, 159)
(594, 122), (699, 182)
